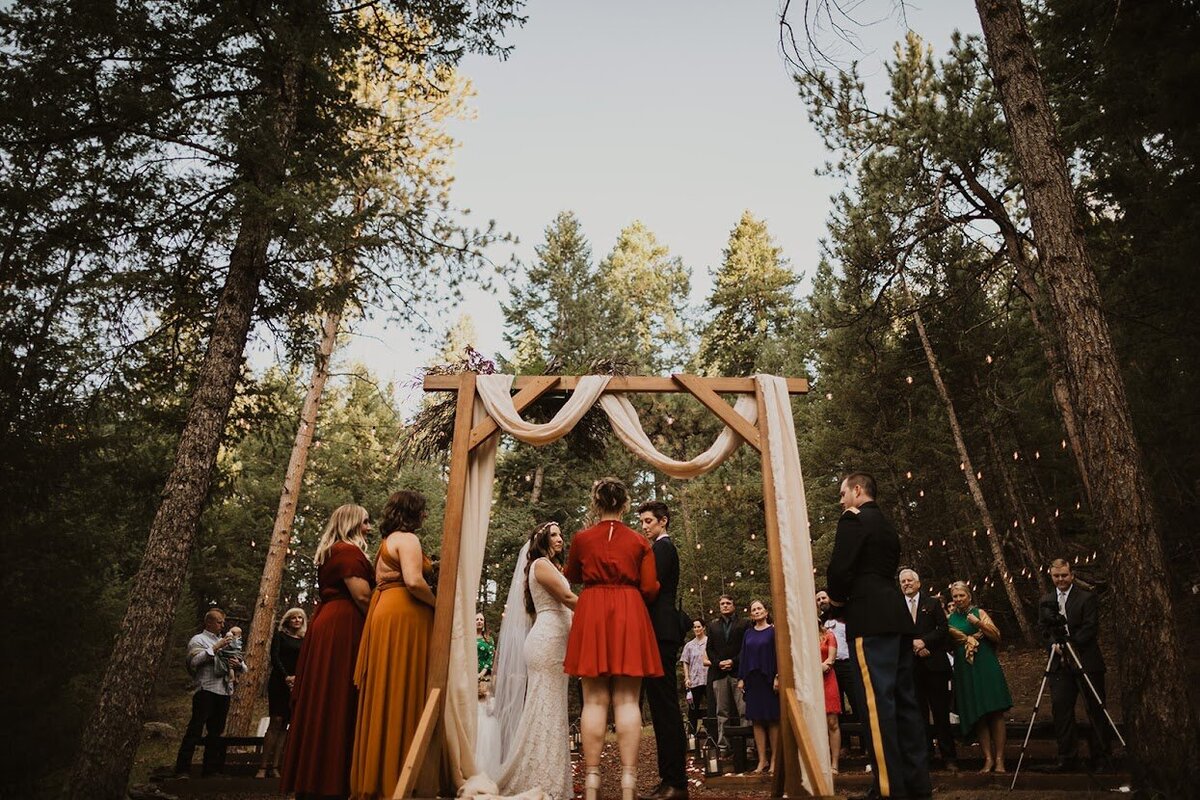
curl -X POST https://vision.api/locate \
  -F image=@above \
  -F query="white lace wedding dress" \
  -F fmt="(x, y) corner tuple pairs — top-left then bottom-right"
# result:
(496, 558), (574, 800)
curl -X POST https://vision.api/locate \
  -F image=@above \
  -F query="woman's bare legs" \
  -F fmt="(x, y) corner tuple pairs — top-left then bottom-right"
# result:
(827, 714), (840, 773)
(768, 722), (779, 774)
(991, 712), (1007, 772)
(581, 677), (611, 768)
(977, 719), (994, 773)
(752, 722), (768, 772)
(612, 677), (643, 800)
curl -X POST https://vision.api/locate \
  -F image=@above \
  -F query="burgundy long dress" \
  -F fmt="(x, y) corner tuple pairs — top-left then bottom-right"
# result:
(282, 541), (374, 799)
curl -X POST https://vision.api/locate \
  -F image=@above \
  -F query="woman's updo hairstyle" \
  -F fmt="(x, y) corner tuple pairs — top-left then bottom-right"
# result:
(591, 476), (629, 515)
(380, 489), (427, 535)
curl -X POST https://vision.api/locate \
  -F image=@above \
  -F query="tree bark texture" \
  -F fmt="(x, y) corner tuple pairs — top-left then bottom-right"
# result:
(912, 306), (1034, 639)
(225, 295), (346, 736)
(975, 0), (1200, 791)
(67, 55), (302, 800)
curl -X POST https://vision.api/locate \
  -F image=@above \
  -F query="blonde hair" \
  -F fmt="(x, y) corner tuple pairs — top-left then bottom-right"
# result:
(314, 504), (370, 565)
(949, 580), (973, 604)
(278, 607), (308, 637)
(591, 477), (629, 516)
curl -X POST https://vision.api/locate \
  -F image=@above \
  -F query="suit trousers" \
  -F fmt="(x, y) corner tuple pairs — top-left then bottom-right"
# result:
(174, 690), (230, 775)
(1050, 665), (1111, 762)
(707, 671), (745, 748)
(912, 664), (957, 763)
(645, 641), (688, 789)
(851, 635), (931, 799)
(833, 658), (858, 723)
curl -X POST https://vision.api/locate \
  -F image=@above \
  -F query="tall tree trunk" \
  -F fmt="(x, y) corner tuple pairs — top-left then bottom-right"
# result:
(975, 0), (1200, 790)
(224, 281), (348, 737)
(911, 306), (1034, 639)
(981, 421), (1046, 589)
(67, 53), (302, 800)
(954, 162), (1092, 504)
(529, 463), (545, 506)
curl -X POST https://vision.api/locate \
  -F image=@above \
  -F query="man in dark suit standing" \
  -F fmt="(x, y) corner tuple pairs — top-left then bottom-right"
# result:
(827, 473), (930, 800)
(899, 568), (958, 772)
(638, 501), (688, 800)
(1041, 558), (1111, 772)
(705, 594), (746, 751)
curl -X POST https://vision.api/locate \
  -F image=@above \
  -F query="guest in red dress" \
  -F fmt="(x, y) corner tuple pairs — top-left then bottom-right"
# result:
(564, 477), (661, 800)
(282, 504), (375, 800)
(820, 621), (843, 774)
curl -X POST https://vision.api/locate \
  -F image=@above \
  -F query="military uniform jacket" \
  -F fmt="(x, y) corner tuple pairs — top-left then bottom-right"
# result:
(827, 501), (913, 639)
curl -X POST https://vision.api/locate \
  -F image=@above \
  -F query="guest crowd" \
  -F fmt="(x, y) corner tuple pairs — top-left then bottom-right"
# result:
(172, 471), (1108, 800)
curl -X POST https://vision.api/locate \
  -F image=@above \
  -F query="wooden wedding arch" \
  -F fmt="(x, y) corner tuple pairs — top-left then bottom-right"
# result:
(397, 373), (832, 799)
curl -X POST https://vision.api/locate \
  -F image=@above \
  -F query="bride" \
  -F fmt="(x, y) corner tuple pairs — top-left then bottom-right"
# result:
(480, 521), (578, 800)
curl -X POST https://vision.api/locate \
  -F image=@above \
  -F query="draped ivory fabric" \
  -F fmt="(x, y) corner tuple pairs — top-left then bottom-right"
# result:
(757, 375), (832, 792)
(439, 374), (829, 795)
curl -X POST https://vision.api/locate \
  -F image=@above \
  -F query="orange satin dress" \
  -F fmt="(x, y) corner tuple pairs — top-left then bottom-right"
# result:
(563, 520), (663, 678)
(349, 536), (434, 800)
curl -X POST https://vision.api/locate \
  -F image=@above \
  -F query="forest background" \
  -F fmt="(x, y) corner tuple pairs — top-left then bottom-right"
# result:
(1, 0), (1197, 798)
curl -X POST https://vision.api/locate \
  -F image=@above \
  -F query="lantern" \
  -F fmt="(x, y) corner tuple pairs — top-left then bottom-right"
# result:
(703, 737), (720, 776)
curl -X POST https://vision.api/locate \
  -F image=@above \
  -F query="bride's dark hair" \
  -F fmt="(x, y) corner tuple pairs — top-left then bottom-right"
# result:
(524, 521), (563, 616)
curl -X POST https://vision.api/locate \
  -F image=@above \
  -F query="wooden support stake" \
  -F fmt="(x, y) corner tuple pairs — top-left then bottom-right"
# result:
(467, 375), (559, 451)
(785, 688), (831, 798)
(394, 373), (477, 799)
(672, 373), (762, 453)
(756, 385), (828, 798)
(392, 687), (442, 799)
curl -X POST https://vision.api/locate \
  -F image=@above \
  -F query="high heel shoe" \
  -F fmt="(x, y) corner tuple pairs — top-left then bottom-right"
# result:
(621, 765), (637, 800)
(585, 766), (601, 800)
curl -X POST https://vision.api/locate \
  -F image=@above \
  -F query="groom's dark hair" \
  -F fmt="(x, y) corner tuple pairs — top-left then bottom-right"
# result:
(637, 500), (670, 529)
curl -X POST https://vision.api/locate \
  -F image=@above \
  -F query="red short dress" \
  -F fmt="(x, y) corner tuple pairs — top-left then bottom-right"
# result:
(820, 629), (842, 715)
(563, 520), (663, 678)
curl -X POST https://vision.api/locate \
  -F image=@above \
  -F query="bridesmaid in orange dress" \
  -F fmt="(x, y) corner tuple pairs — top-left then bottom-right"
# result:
(349, 491), (436, 800)
(564, 477), (661, 800)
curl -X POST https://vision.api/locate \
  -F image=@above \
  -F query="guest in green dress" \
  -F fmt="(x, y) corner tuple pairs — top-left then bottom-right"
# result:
(476, 612), (496, 678)
(948, 581), (1013, 774)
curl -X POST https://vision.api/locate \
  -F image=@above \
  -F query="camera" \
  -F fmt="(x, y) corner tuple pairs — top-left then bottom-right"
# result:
(1038, 599), (1068, 643)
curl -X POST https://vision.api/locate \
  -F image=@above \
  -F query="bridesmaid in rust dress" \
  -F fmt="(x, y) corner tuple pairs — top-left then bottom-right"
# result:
(349, 490), (436, 800)
(564, 477), (661, 800)
(282, 505), (375, 800)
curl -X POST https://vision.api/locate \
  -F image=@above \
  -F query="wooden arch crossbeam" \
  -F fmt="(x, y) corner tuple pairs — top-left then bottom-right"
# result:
(397, 373), (831, 799)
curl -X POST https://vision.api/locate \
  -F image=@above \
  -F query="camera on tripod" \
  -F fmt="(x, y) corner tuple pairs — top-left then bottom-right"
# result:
(1038, 599), (1069, 644)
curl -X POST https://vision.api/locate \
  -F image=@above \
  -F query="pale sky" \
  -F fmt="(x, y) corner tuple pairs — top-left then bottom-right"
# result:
(327, 0), (982, 414)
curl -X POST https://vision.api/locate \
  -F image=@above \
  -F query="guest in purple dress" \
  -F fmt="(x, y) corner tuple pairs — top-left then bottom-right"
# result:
(737, 600), (780, 774)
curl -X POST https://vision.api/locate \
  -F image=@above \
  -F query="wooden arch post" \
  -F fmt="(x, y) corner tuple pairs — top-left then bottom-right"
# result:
(399, 374), (831, 799)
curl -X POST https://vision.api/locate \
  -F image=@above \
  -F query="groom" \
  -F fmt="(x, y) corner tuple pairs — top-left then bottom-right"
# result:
(638, 501), (689, 800)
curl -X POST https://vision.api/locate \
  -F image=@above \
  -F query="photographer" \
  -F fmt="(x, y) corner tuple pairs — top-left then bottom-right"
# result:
(1039, 559), (1111, 773)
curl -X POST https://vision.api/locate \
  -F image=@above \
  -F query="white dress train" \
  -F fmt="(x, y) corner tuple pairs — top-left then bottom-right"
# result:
(496, 558), (574, 800)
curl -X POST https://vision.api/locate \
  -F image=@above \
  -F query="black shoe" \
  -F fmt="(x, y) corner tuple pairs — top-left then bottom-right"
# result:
(639, 782), (666, 800)
(1090, 758), (1114, 774)
(1043, 759), (1079, 773)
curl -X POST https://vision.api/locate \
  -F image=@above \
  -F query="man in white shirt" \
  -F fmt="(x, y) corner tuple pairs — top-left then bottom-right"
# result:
(173, 608), (247, 778)
(817, 590), (856, 723)
(898, 569), (958, 772)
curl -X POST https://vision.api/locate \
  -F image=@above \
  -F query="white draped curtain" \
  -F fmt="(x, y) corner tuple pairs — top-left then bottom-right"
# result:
(439, 374), (830, 795)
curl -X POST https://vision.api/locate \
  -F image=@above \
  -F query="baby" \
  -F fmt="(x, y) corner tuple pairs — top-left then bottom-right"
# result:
(216, 626), (244, 691)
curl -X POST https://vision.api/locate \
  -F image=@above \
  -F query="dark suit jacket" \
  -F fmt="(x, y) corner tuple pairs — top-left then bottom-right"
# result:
(706, 615), (748, 675)
(827, 501), (913, 639)
(647, 535), (682, 644)
(909, 591), (951, 673)
(1040, 585), (1105, 674)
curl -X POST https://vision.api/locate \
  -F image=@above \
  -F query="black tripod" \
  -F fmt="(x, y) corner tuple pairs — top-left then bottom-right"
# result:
(1010, 639), (1126, 790)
